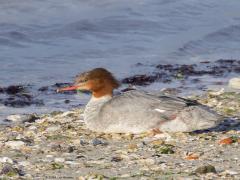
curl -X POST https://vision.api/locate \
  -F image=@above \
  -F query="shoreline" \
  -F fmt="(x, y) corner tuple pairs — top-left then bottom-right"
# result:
(0, 90), (240, 179)
(1, 59), (240, 121)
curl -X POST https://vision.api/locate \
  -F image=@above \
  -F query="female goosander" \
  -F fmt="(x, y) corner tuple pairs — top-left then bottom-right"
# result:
(58, 68), (222, 134)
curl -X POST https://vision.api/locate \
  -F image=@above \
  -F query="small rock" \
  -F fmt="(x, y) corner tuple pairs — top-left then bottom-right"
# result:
(28, 125), (37, 130)
(35, 119), (46, 124)
(229, 78), (240, 89)
(5, 141), (25, 150)
(15, 134), (24, 140)
(120, 174), (131, 178)
(24, 174), (33, 179)
(151, 139), (165, 146)
(64, 100), (71, 104)
(6, 115), (23, 122)
(139, 158), (155, 166)
(0, 157), (13, 164)
(208, 88), (225, 96)
(18, 161), (31, 167)
(219, 137), (234, 145)
(54, 158), (65, 163)
(68, 146), (75, 153)
(6, 114), (39, 123)
(185, 153), (200, 160)
(222, 170), (239, 175)
(80, 139), (88, 146)
(0, 164), (23, 176)
(44, 155), (54, 163)
(195, 165), (217, 174)
(111, 156), (123, 162)
(46, 155), (54, 158)
(110, 133), (123, 140)
(127, 143), (138, 151)
(65, 161), (80, 165)
(46, 125), (61, 132)
(92, 138), (108, 146)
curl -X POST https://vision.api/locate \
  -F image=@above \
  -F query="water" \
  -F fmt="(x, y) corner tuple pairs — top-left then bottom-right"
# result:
(1, 0), (240, 119)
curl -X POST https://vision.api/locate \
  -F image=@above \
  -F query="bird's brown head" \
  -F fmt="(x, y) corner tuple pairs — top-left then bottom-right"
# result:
(58, 68), (120, 98)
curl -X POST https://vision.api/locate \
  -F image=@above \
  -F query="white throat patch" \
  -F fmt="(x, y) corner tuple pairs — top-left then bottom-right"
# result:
(84, 95), (112, 123)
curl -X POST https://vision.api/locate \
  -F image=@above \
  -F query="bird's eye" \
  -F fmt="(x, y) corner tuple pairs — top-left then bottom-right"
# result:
(81, 79), (88, 83)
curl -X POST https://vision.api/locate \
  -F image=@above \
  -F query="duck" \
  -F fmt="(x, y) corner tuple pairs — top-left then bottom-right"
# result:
(57, 68), (222, 134)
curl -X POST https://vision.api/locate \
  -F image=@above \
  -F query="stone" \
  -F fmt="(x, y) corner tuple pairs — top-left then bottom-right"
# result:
(151, 139), (165, 146)
(28, 125), (37, 130)
(92, 138), (108, 146)
(0, 164), (23, 176)
(5, 141), (25, 150)
(18, 161), (31, 167)
(6, 114), (38, 123)
(195, 165), (217, 174)
(46, 125), (61, 132)
(219, 137), (233, 145)
(111, 156), (123, 162)
(0, 157), (13, 164)
(229, 78), (240, 89)
(54, 158), (65, 163)
(222, 170), (239, 175)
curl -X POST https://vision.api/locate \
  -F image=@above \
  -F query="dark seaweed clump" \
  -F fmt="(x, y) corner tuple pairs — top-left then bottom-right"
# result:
(0, 82), (79, 108)
(0, 85), (44, 108)
(122, 59), (240, 86)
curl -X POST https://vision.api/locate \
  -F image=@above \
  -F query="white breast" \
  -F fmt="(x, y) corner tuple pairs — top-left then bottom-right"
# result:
(84, 95), (112, 124)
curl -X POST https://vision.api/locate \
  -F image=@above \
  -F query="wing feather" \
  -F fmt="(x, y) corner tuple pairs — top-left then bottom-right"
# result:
(100, 90), (194, 121)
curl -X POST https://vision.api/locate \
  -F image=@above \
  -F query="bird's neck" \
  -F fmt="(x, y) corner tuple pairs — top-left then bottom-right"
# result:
(84, 95), (112, 123)
(92, 85), (114, 98)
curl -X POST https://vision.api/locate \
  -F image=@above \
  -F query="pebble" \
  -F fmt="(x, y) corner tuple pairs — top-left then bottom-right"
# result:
(138, 158), (155, 165)
(80, 139), (88, 146)
(127, 143), (138, 151)
(111, 156), (123, 162)
(46, 125), (61, 132)
(92, 138), (108, 146)
(6, 114), (38, 123)
(6, 114), (23, 122)
(65, 161), (80, 165)
(208, 88), (225, 96)
(120, 174), (131, 178)
(35, 119), (46, 124)
(223, 170), (239, 175)
(0, 157), (13, 164)
(151, 139), (165, 146)
(5, 141), (25, 150)
(18, 161), (31, 167)
(28, 125), (37, 130)
(195, 165), (217, 174)
(229, 77), (240, 89)
(0, 164), (22, 176)
(15, 134), (24, 140)
(54, 157), (65, 163)
(46, 155), (54, 158)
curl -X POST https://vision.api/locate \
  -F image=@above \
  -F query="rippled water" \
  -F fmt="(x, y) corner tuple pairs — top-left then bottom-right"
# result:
(1, 0), (240, 119)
